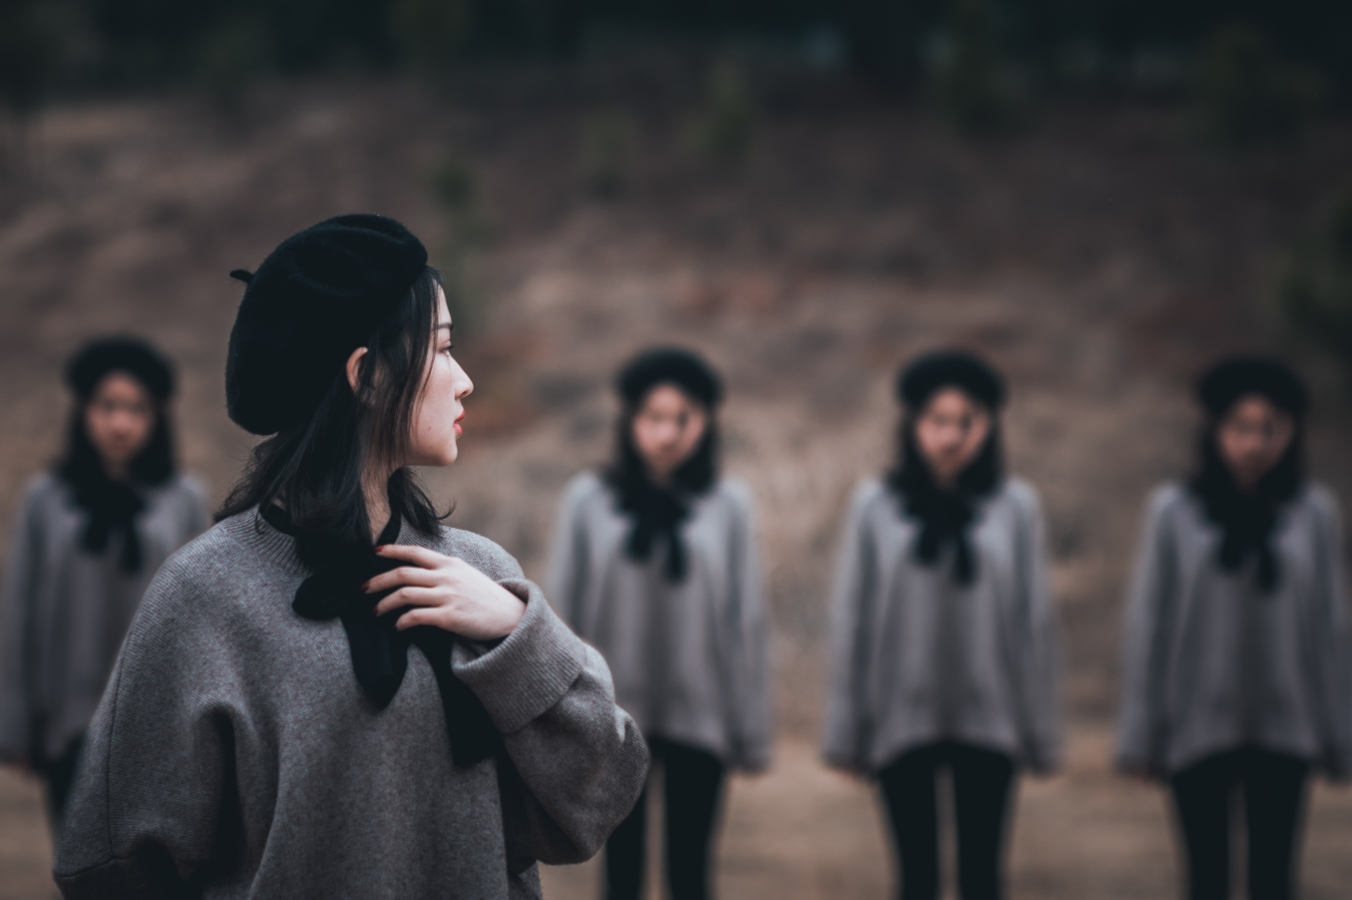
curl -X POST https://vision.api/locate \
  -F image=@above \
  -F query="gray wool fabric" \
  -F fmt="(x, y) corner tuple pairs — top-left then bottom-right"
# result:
(0, 472), (207, 764)
(546, 472), (772, 772)
(821, 477), (1062, 775)
(1115, 481), (1352, 779)
(52, 510), (649, 899)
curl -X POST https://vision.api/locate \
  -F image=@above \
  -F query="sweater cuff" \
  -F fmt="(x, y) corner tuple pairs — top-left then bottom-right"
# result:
(452, 577), (585, 735)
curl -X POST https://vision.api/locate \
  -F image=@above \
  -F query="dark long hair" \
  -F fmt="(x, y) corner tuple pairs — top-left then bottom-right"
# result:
(1186, 412), (1305, 591)
(217, 267), (446, 567)
(54, 397), (175, 491)
(884, 415), (1004, 504)
(1189, 421), (1305, 507)
(602, 395), (720, 501)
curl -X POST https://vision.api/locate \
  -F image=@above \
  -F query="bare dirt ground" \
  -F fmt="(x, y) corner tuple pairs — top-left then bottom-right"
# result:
(1, 68), (1350, 898)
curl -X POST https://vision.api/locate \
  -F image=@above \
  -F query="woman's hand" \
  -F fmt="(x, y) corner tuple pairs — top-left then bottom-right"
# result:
(366, 544), (525, 641)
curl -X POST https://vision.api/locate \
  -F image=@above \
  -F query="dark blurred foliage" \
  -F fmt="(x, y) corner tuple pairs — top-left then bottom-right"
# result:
(1, 0), (1349, 113)
(1279, 192), (1352, 365)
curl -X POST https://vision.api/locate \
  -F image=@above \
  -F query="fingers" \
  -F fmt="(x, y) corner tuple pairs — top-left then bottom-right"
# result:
(374, 544), (447, 568)
(394, 606), (447, 631)
(364, 566), (439, 595)
(373, 586), (444, 617)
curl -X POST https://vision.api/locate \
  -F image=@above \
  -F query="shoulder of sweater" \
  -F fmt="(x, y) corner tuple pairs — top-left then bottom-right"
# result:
(998, 476), (1041, 511)
(433, 525), (526, 580)
(849, 477), (887, 513)
(1145, 480), (1188, 520)
(121, 518), (267, 635)
(561, 469), (610, 509)
(18, 471), (62, 507)
(710, 476), (754, 511)
(1299, 480), (1341, 528)
(175, 472), (209, 502)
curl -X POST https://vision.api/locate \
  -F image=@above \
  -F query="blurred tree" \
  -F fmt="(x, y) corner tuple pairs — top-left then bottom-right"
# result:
(932, 0), (1031, 137)
(1192, 22), (1323, 147)
(0, 2), (62, 121)
(1279, 192), (1352, 367)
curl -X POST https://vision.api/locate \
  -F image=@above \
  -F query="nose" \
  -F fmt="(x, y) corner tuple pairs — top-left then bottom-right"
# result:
(452, 359), (473, 400)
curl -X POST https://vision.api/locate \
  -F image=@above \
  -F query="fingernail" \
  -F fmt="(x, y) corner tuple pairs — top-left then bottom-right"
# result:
(360, 580), (371, 592)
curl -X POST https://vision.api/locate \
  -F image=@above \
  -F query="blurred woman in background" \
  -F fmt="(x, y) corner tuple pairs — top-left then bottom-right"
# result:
(823, 349), (1061, 900)
(0, 336), (206, 837)
(1117, 355), (1352, 900)
(548, 346), (771, 900)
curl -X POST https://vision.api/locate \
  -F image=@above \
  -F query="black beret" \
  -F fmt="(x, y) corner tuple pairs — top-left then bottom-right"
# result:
(1197, 355), (1308, 418)
(616, 346), (723, 409)
(898, 349), (1006, 410)
(66, 336), (174, 402)
(225, 214), (429, 435)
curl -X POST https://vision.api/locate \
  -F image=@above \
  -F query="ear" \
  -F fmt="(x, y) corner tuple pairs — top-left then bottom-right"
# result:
(345, 346), (369, 395)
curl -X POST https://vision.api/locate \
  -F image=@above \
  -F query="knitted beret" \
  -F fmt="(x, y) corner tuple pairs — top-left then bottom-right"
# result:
(1197, 355), (1308, 418)
(225, 214), (428, 435)
(616, 346), (723, 409)
(66, 336), (175, 402)
(898, 349), (1006, 411)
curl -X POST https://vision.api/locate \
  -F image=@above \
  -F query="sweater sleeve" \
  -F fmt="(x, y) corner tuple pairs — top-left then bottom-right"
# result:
(725, 483), (773, 773)
(1011, 483), (1063, 775)
(0, 481), (43, 762)
(53, 559), (239, 899)
(1308, 488), (1352, 780)
(821, 483), (878, 773)
(544, 474), (593, 630)
(452, 545), (647, 868)
(1115, 487), (1178, 777)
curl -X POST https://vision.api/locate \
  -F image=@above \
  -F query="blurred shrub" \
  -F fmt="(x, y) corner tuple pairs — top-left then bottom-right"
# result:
(1278, 192), (1352, 363)
(930, 0), (1031, 138)
(684, 62), (755, 165)
(0, 2), (63, 122)
(1192, 23), (1324, 148)
(577, 107), (636, 197)
(392, 0), (471, 72)
(197, 16), (272, 117)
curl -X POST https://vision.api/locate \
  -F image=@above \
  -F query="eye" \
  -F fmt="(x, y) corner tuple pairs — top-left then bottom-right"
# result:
(440, 342), (455, 356)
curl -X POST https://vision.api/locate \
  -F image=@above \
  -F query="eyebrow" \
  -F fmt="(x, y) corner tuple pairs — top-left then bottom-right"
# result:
(436, 323), (454, 334)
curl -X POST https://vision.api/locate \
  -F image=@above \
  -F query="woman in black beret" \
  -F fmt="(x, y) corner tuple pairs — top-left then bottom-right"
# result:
(0, 336), (207, 839)
(52, 214), (648, 899)
(1117, 355), (1352, 900)
(547, 346), (772, 900)
(823, 349), (1061, 900)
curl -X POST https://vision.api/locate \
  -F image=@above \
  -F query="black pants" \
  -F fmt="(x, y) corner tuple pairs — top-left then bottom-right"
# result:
(1170, 747), (1310, 900)
(878, 741), (1016, 900)
(604, 737), (726, 900)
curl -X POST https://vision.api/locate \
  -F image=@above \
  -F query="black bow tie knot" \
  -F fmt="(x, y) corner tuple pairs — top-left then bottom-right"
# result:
(267, 507), (500, 766)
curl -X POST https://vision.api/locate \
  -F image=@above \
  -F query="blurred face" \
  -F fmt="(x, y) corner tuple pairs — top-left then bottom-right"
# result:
(406, 288), (474, 467)
(631, 384), (709, 483)
(1216, 394), (1294, 488)
(913, 387), (992, 486)
(84, 372), (156, 473)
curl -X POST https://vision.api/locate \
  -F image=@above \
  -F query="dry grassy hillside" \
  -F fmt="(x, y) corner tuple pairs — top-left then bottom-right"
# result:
(1, 72), (1350, 898)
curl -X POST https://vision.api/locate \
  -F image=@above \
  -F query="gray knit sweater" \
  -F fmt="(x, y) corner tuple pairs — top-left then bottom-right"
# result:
(1115, 481), (1352, 778)
(822, 477), (1062, 775)
(546, 472), (772, 772)
(52, 509), (648, 899)
(0, 472), (207, 764)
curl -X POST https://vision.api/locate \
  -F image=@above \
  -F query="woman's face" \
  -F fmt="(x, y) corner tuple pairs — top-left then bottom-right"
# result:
(407, 288), (474, 467)
(1216, 394), (1294, 488)
(913, 387), (992, 485)
(631, 384), (708, 483)
(84, 372), (156, 473)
